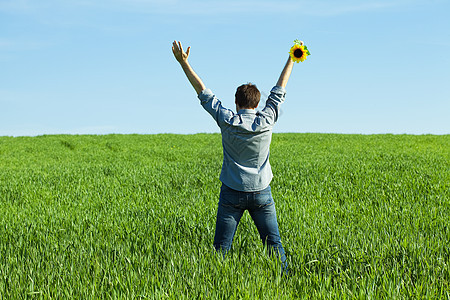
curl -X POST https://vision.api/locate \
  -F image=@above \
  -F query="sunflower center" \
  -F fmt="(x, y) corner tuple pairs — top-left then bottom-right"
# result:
(293, 49), (304, 58)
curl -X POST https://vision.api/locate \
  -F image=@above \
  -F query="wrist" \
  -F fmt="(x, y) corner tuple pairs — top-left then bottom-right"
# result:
(287, 57), (294, 66)
(179, 60), (190, 68)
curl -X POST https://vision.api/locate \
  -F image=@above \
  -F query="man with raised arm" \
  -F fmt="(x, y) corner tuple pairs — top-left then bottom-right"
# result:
(172, 40), (298, 273)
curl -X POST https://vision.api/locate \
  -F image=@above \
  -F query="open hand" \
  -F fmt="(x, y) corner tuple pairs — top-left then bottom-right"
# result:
(172, 40), (190, 64)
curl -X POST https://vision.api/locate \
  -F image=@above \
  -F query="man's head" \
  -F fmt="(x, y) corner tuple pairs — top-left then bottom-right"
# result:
(235, 83), (261, 110)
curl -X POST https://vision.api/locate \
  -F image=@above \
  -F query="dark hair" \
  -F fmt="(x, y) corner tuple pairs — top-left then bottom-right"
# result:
(235, 83), (261, 109)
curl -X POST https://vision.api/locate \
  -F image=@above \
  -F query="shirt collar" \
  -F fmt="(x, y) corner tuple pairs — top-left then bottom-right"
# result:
(237, 109), (256, 115)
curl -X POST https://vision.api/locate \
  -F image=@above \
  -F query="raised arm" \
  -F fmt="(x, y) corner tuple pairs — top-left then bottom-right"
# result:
(276, 56), (294, 88)
(276, 40), (303, 88)
(172, 40), (206, 95)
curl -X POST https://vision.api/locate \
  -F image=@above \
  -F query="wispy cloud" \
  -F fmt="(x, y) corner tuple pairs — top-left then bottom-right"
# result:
(0, 39), (13, 49)
(296, 1), (397, 16)
(0, 0), (32, 13)
(0, 0), (430, 17)
(0, 38), (53, 51)
(89, 0), (417, 16)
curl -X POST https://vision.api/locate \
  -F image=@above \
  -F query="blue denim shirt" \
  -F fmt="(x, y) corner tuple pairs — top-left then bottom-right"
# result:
(198, 86), (286, 192)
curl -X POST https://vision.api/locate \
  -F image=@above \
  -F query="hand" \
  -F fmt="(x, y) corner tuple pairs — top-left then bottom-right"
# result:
(172, 40), (190, 64)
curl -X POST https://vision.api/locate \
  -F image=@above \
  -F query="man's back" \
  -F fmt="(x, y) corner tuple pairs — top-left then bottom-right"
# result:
(198, 86), (286, 191)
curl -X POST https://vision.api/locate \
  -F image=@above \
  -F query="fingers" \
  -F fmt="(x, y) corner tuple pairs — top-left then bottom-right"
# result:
(172, 40), (190, 60)
(172, 40), (180, 52)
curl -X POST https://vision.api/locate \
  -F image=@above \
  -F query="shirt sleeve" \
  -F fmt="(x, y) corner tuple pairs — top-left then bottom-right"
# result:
(261, 85), (286, 123)
(198, 88), (235, 128)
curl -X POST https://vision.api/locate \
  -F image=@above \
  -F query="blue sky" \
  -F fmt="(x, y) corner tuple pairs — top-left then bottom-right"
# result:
(1, 0), (449, 136)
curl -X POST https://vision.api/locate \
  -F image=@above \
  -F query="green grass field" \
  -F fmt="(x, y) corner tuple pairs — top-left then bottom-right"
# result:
(0, 133), (449, 299)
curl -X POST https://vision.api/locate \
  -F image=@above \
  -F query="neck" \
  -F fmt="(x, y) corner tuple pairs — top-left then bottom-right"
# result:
(236, 105), (255, 112)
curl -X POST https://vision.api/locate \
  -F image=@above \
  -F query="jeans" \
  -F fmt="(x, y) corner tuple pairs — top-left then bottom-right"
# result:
(213, 184), (287, 268)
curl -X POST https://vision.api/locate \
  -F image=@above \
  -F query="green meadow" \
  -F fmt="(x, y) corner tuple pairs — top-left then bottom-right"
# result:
(0, 133), (449, 299)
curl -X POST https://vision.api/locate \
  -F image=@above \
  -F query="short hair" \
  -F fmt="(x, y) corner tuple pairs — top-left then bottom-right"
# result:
(235, 83), (261, 109)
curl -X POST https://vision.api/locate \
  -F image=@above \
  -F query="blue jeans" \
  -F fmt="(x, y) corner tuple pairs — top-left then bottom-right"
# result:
(213, 184), (287, 268)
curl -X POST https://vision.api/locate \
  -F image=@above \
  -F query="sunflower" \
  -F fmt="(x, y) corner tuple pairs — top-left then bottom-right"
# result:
(289, 43), (309, 63)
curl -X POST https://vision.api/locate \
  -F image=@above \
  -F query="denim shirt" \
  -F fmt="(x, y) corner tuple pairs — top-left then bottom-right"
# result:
(198, 86), (286, 192)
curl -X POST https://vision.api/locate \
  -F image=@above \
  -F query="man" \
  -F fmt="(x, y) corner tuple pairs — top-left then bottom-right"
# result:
(172, 40), (297, 271)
